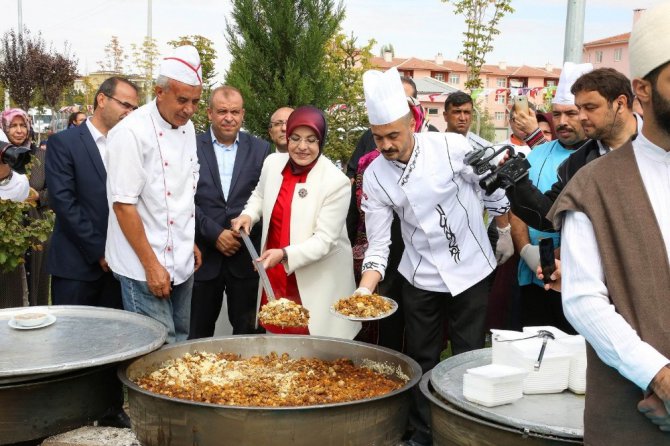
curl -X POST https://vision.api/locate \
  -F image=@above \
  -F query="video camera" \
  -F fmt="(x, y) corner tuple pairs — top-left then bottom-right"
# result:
(0, 142), (31, 174)
(464, 144), (530, 195)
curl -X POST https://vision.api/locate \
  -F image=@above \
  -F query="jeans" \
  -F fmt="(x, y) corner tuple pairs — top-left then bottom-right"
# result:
(115, 273), (193, 344)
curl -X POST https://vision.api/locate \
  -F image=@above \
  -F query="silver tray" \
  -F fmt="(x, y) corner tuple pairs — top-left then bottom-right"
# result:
(430, 348), (583, 438)
(0, 305), (167, 380)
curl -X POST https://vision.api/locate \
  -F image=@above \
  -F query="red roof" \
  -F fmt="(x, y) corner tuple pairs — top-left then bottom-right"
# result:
(584, 32), (631, 47)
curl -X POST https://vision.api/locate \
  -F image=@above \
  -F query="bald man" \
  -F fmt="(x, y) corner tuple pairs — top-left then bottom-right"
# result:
(268, 107), (294, 153)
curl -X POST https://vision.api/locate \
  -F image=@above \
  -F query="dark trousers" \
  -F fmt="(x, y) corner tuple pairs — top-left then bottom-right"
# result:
(51, 273), (123, 309)
(403, 274), (490, 445)
(376, 269), (406, 352)
(519, 284), (576, 334)
(189, 265), (260, 338)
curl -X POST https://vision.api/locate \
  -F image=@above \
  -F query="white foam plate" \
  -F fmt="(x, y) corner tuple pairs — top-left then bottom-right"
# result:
(8, 313), (56, 330)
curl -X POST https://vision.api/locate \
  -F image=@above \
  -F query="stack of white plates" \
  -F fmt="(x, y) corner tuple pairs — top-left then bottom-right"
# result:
(505, 338), (572, 394)
(462, 364), (528, 407)
(557, 335), (587, 394)
(490, 329), (530, 364)
(522, 326), (569, 339)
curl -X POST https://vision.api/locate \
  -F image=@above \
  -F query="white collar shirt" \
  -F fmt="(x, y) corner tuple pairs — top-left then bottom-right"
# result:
(85, 118), (107, 168)
(210, 128), (239, 199)
(561, 133), (670, 391)
(361, 132), (509, 295)
(105, 100), (199, 285)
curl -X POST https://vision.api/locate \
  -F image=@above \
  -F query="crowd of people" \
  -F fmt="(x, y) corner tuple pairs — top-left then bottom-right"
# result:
(2, 3), (670, 444)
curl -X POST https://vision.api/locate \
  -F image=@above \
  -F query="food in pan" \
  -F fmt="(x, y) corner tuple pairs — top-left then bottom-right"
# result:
(258, 298), (309, 328)
(134, 351), (406, 407)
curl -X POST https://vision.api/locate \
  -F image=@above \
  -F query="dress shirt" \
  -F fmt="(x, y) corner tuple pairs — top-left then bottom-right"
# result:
(362, 132), (509, 295)
(561, 132), (670, 391)
(105, 100), (199, 285)
(85, 118), (107, 168)
(210, 129), (239, 199)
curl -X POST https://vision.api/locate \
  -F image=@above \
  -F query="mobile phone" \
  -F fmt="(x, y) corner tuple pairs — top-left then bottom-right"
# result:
(513, 95), (529, 115)
(539, 238), (556, 284)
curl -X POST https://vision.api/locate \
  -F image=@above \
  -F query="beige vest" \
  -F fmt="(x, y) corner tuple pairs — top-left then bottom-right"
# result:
(549, 141), (670, 446)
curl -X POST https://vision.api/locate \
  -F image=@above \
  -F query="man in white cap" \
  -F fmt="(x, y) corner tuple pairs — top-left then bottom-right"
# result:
(357, 67), (511, 446)
(549, 3), (670, 444)
(105, 45), (203, 343)
(508, 62), (591, 333)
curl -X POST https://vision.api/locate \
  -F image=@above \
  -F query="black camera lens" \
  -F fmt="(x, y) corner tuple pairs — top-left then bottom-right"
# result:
(0, 143), (31, 174)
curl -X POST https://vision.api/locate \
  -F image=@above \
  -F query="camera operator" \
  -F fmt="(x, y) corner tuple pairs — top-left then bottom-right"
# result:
(506, 68), (641, 232)
(0, 141), (30, 202)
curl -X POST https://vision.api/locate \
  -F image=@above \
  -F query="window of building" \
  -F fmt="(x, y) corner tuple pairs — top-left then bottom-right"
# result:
(595, 51), (603, 63)
(495, 112), (505, 121)
(426, 108), (439, 116)
(496, 94), (506, 104)
(546, 79), (557, 87)
(496, 77), (507, 88)
(448, 73), (460, 84)
(614, 48), (622, 62)
(401, 70), (414, 78)
(433, 72), (445, 81)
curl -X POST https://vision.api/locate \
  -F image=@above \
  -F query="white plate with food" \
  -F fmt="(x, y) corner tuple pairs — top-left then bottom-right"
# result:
(330, 294), (398, 321)
(8, 312), (57, 330)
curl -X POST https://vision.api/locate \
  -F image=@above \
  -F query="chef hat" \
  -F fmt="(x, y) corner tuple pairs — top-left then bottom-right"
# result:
(363, 67), (410, 125)
(158, 45), (202, 86)
(630, 3), (670, 79)
(552, 62), (593, 105)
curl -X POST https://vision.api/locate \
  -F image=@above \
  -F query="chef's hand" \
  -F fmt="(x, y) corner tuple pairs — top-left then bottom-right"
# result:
(230, 214), (252, 236)
(536, 259), (562, 292)
(353, 287), (372, 297)
(216, 229), (241, 256)
(194, 244), (202, 272)
(145, 262), (171, 299)
(638, 392), (670, 431)
(495, 224), (513, 265)
(258, 248), (283, 270)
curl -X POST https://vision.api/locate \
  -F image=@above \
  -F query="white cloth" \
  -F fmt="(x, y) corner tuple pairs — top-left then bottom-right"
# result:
(85, 118), (107, 168)
(158, 45), (202, 86)
(552, 62), (593, 106)
(210, 128), (238, 200)
(0, 128), (7, 142)
(105, 99), (199, 285)
(241, 153), (361, 339)
(363, 67), (410, 125)
(561, 133), (670, 391)
(361, 132), (510, 295)
(0, 170), (29, 201)
(629, 3), (670, 79)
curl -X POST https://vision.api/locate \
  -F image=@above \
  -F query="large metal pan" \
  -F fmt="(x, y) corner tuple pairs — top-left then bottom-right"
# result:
(119, 335), (422, 446)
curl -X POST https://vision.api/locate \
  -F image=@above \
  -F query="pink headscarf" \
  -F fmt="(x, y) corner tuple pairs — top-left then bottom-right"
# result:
(1, 108), (31, 146)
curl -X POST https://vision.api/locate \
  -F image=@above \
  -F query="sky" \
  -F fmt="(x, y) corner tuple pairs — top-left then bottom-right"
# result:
(0, 0), (664, 84)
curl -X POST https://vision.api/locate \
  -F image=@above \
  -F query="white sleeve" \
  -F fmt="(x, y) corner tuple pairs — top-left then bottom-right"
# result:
(107, 127), (146, 204)
(360, 169), (393, 280)
(561, 210), (669, 390)
(0, 171), (29, 201)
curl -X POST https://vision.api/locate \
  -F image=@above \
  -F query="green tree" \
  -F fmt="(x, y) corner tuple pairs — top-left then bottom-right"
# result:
(168, 35), (217, 133)
(379, 43), (395, 57)
(442, 0), (514, 90)
(323, 33), (375, 163)
(472, 103), (496, 142)
(37, 49), (79, 112)
(131, 36), (160, 105)
(98, 36), (127, 73)
(225, 0), (345, 137)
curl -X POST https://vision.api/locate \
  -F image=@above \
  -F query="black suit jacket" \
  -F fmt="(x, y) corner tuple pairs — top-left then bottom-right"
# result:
(46, 124), (109, 281)
(194, 130), (270, 281)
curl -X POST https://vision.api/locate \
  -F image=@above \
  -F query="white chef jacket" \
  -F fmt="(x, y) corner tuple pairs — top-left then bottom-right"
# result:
(561, 133), (670, 391)
(361, 132), (510, 295)
(105, 100), (199, 285)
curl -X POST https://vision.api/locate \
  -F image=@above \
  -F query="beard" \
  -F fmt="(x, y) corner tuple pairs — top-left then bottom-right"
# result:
(651, 83), (670, 136)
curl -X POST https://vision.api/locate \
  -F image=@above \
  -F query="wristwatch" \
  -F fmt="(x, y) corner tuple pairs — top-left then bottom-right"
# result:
(281, 248), (288, 264)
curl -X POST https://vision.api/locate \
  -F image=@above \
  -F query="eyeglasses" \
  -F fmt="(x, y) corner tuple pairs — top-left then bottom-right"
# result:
(288, 134), (319, 146)
(104, 93), (139, 111)
(269, 120), (287, 128)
